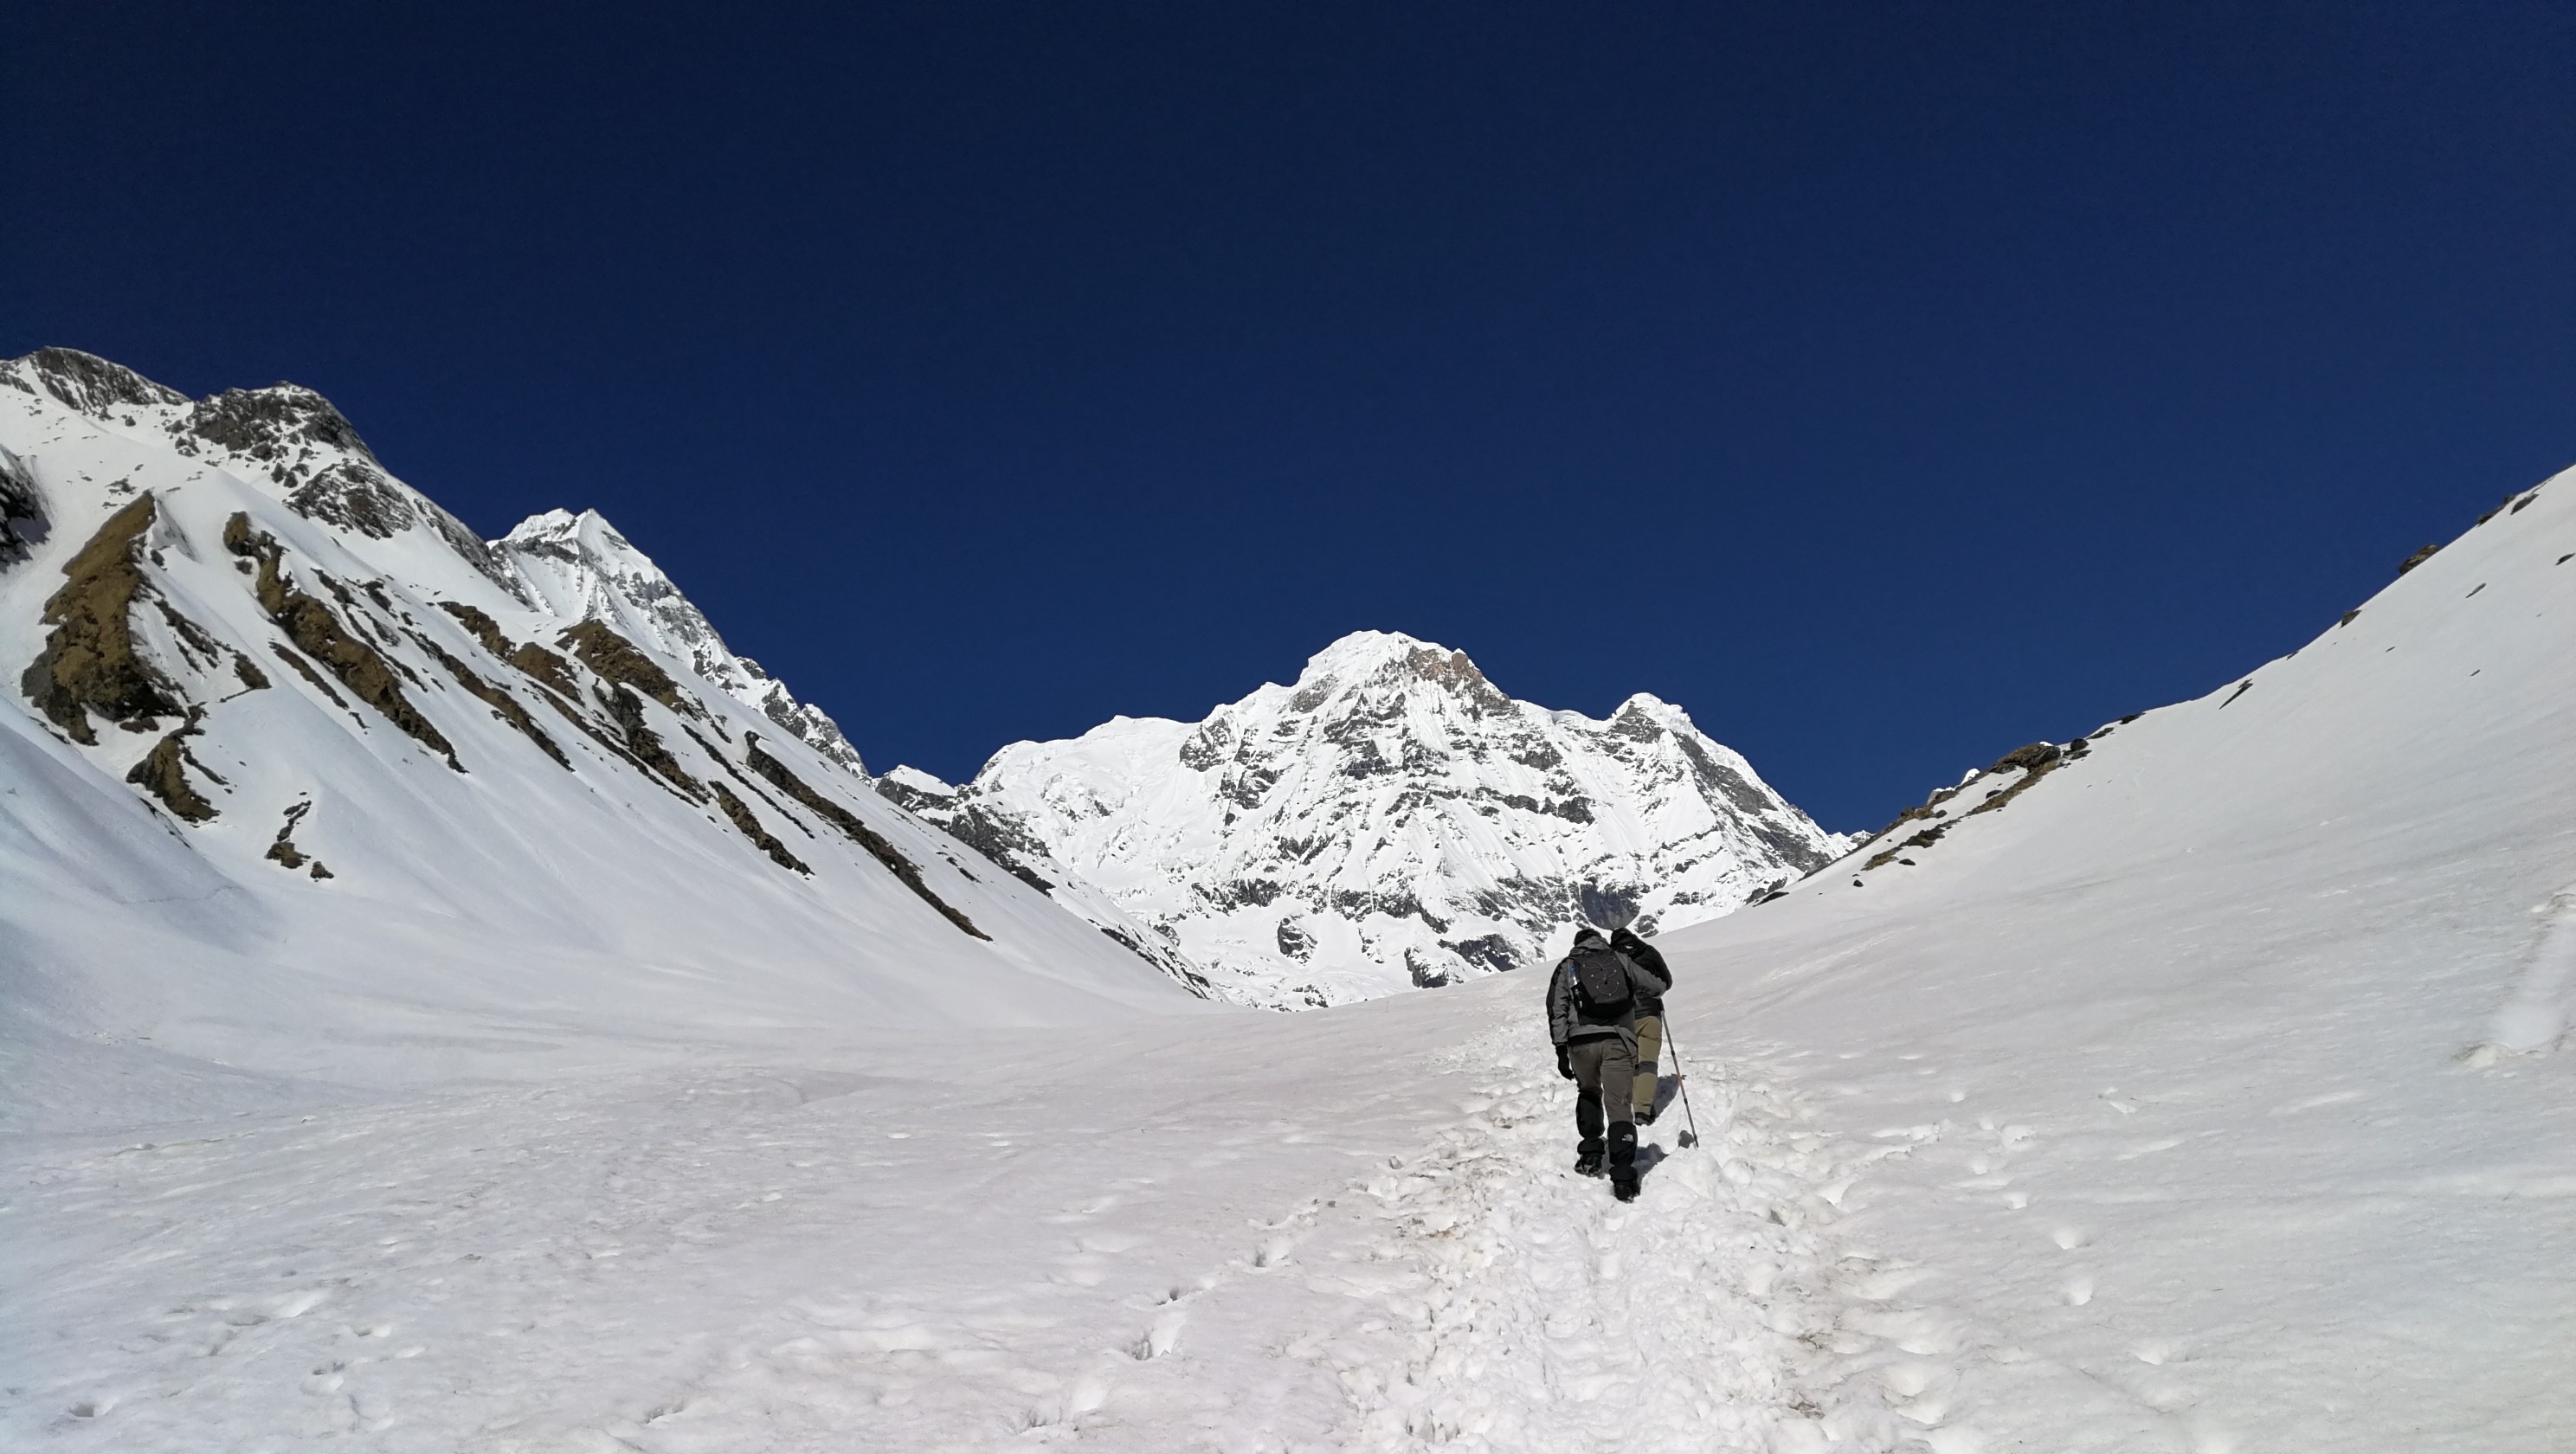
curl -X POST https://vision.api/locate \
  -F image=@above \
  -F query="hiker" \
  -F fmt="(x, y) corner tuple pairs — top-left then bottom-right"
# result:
(1613, 924), (1671, 1123)
(1548, 924), (1672, 1201)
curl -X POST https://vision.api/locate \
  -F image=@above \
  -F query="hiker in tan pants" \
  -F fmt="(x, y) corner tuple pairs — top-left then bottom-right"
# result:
(1612, 926), (1672, 1123)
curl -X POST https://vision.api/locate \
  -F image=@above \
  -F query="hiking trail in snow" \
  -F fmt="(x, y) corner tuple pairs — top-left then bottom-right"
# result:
(3, 990), (1942, 1454)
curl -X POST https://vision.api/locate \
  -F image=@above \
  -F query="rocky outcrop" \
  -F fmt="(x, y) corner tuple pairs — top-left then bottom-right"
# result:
(125, 713), (222, 822)
(710, 781), (810, 875)
(558, 620), (692, 713)
(414, 633), (572, 769)
(747, 737), (988, 939)
(226, 513), (460, 770)
(22, 497), (184, 743)
(0, 444), (42, 557)
(9, 346), (187, 417)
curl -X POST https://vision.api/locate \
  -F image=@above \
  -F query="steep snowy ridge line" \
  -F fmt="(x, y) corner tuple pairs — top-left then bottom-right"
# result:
(0, 347), (1209, 1112)
(1640, 460), (2576, 1449)
(888, 630), (1845, 1008)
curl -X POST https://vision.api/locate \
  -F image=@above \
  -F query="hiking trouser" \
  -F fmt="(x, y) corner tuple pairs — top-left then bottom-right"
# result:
(1632, 1013), (1663, 1118)
(1567, 1035), (1639, 1169)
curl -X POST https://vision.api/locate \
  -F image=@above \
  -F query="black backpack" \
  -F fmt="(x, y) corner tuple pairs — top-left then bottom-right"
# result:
(1570, 946), (1633, 1018)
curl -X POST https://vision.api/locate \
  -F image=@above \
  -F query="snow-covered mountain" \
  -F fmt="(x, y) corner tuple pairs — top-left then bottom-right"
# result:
(10, 443), (2570, 1452)
(883, 631), (1845, 1007)
(0, 347), (1208, 1108)
(492, 508), (869, 776)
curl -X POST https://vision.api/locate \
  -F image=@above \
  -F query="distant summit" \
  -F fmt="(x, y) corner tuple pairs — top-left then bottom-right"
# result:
(885, 628), (1845, 1007)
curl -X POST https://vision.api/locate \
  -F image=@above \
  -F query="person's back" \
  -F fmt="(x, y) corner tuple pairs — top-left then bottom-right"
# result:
(1546, 924), (1671, 1200)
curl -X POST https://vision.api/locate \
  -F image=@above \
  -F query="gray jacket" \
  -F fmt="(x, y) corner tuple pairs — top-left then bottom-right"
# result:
(1547, 945), (1671, 1054)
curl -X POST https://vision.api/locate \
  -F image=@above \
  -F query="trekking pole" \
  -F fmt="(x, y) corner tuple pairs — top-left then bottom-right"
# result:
(1662, 1022), (1705, 1150)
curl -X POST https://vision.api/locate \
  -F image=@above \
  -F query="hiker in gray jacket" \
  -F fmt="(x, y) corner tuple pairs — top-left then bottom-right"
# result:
(1548, 924), (1673, 1201)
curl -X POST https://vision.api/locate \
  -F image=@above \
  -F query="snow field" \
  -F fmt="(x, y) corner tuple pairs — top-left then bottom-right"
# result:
(3, 981), (1947, 1453)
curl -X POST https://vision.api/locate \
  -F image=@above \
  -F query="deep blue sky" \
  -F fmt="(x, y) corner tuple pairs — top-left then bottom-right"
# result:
(8, 3), (2571, 830)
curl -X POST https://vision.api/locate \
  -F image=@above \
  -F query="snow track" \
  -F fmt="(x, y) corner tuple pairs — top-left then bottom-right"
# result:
(1315, 1030), (1942, 1454)
(3, 996), (1936, 1453)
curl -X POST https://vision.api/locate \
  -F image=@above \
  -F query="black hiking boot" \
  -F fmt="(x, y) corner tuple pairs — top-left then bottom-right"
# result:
(1611, 1168), (1639, 1201)
(1574, 1147), (1605, 1177)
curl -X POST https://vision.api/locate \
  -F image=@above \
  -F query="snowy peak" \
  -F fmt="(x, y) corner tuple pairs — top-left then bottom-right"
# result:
(1276, 630), (1512, 717)
(892, 629), (1843, 1007)
(1, 349), (1213, 1087)
(491, 505), (865, 775)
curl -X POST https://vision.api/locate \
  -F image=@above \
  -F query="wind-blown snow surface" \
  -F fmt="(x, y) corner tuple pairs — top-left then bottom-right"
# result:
(7, 344), (2573, 1452)
(885, 631), (1844, 1007)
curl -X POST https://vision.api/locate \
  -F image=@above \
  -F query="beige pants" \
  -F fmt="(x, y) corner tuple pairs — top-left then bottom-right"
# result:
(1632, 1013), (1663, 1117)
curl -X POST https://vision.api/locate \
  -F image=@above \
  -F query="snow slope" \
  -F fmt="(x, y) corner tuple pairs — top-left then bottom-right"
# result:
(5, 344), (2570, 1451)
(1637, 467), (2576, 1450)
(885, 631), (1844, 1007)
(0, 348), (1208, 1122)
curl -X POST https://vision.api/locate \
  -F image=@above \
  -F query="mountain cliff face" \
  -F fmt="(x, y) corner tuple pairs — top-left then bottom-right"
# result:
(0, 348), (1207, 1099)
(883, 631), (1845, 1007)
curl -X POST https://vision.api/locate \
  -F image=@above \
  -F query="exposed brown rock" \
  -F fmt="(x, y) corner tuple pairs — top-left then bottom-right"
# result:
(125, 716), (220, 822)
(710, 782), (810, 874)
(2398, 543), (2440, 575)
(415, 634), (571, 769)
(1987, 742), (2063, 775)
(745, 735), (989, 939)
(22, 496), (184, 743)
(272, 593), (460, 767)
(226, 514), (459, 769)
(1864, 823), (1950, 870)
(1965, 757), (2061, 819)
(510, 642), (581, 698)
(269, 642), (350, 708)
(519, 682), (650, 775)
(232, 655), (270, 692)
(435, 600), (514, 657)
(265, 801), (314, 869)
(558, 620), (692, 713)
(598, 683), (705, 800)
(151, 599), (224, 667)
(684, 724), (813, 833)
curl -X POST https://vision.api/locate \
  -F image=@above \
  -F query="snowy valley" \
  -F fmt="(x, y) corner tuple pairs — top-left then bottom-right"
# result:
(3, 347), (2573, 1451)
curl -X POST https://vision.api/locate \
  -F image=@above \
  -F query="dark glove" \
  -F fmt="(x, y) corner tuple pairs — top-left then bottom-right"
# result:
(1611, 925), (1648, 954)
(1555, 1045), (1574, 1080)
